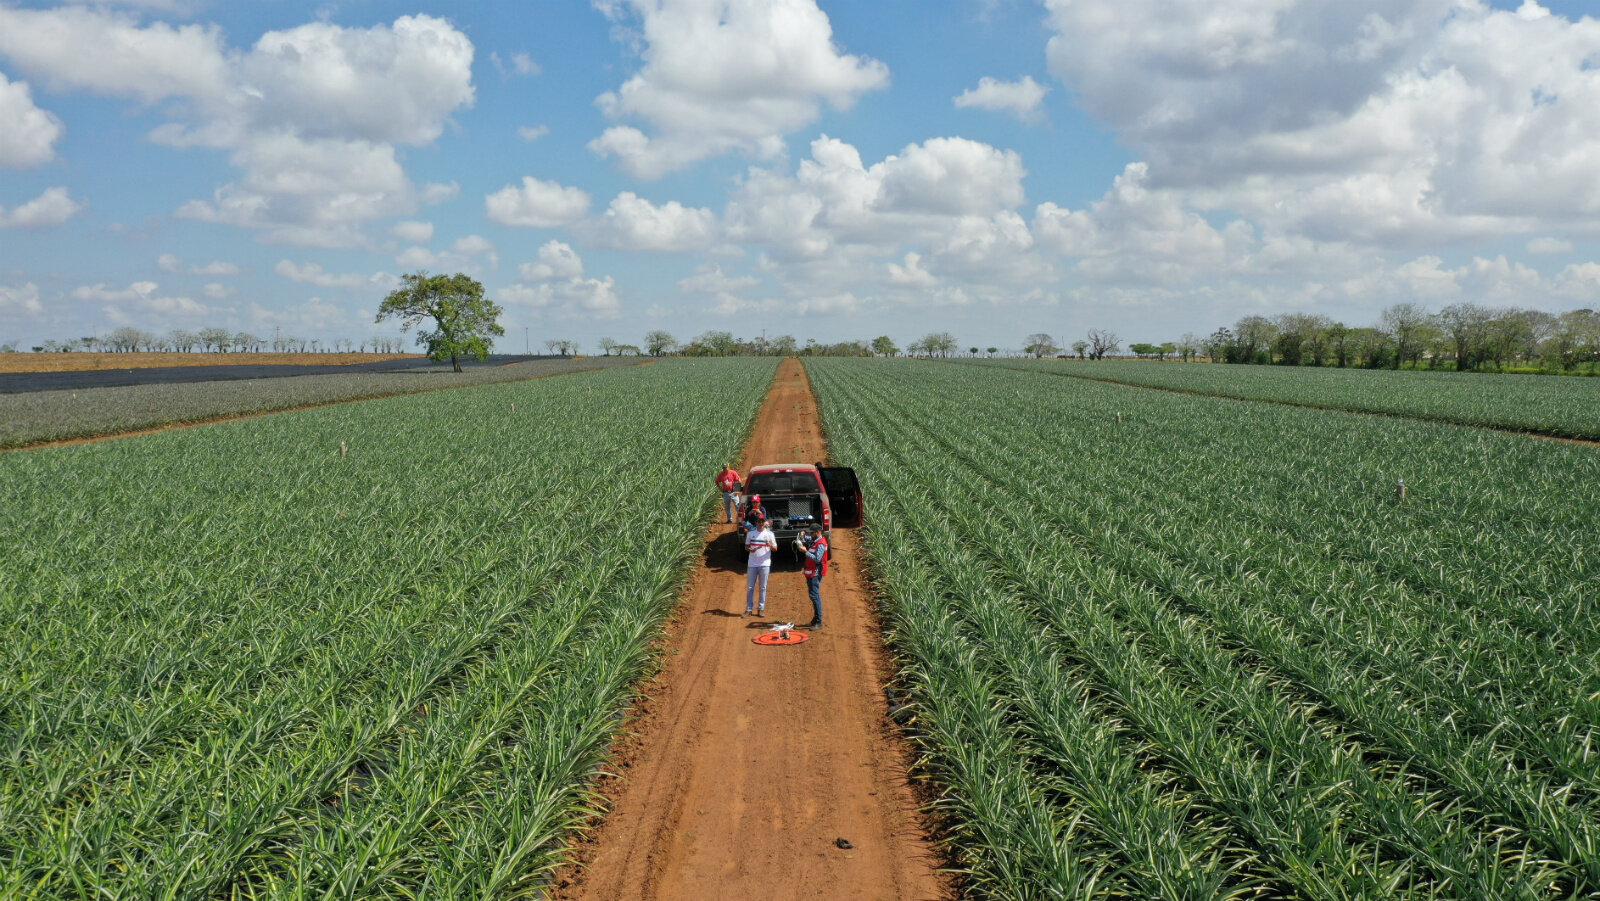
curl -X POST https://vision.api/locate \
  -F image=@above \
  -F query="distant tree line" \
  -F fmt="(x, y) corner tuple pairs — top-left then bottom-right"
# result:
(593, 330), (959, 358)
(1183, 304), (1600, 372)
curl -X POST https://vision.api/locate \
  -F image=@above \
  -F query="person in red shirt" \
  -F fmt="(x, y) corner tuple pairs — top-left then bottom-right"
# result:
(801, 524), (829, 630)
(715, 463), (741, 523)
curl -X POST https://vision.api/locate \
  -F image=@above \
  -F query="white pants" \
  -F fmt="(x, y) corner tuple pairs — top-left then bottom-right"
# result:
(745, 565), (770, 612)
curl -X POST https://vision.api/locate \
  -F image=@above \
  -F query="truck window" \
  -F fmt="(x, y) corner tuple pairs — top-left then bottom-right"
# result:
(745, 472), (818, 494)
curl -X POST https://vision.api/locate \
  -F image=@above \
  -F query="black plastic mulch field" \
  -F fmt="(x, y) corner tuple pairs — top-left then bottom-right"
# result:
(0, 355), (565, 394)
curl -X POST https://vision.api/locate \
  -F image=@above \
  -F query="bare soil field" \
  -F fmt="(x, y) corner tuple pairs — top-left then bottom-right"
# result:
(0, 352), (420, 373)
(551, 358), (952, 901)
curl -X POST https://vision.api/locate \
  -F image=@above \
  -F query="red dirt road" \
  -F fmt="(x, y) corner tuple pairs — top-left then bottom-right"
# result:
(552, 359), (951, 901)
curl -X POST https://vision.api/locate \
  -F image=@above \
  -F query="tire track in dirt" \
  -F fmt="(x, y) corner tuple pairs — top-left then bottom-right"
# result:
(551, 358), (952, 901)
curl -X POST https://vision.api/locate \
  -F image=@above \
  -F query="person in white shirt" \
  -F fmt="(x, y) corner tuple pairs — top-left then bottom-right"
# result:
(743, 514), (777, 617)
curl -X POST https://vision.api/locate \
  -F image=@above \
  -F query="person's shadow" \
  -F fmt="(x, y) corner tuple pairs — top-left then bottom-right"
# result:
(700, 527), (747, 573)
(703, 527), (809, 573)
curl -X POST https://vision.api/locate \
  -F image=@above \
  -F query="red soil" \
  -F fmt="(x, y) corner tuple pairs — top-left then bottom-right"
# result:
(550, 358), (953, 901)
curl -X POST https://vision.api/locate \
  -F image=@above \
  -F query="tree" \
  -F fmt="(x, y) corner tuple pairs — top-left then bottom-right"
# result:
(1086, 328), (1120, 360)
(1326, 322), (1351, 367)
(1287, 314), (1337, 367)
(1351, 327), (1392, 368)
(1129, 343), (1158, 359)
(687, 330), (738, 356)
(986, 346), (998, 357)
(1023, 332), (1060, 358)
(1233, 316), (1276, 364)
(198, 327), (232, 353)
(376, 271), (504, 373)
(598, 337), (618, 356)
(1202, 328), (1233, 362)
(1158, 342), (1176, 361)
(1548, 309), (1600, 371)
(1176, 333), (1200, 362)
(871, 335), (898, 357)
(644, 330), (677, 356)
(772, 335), (798, 355)
(1273, 312), (1330, 367)
(917, 331), (957, 357)
(1379, 302), (1430, 370)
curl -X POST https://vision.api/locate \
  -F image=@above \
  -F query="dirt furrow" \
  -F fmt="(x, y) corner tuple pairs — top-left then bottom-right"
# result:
(551, 358), (951, 901)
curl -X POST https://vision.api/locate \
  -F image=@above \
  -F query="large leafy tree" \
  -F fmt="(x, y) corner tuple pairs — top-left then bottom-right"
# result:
(644, 329), (677, 356)
(376, 272), (504, 373)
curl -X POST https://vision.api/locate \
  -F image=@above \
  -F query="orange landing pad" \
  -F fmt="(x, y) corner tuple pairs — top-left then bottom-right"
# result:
(753, 630), (809, 646)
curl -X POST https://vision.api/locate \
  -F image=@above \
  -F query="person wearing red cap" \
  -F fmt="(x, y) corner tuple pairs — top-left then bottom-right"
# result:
(740, 494), (766, 536)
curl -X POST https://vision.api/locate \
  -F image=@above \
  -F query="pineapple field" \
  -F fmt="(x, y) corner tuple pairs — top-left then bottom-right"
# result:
(807, 357), (1600, 899)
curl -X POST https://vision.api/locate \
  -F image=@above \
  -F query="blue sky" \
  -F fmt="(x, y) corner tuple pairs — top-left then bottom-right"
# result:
(3, 0), (1600, 353)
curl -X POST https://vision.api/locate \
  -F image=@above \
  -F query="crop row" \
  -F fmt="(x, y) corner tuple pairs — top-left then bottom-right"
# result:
(968, 358), (1600, 440)
(0, 357), (777, 898)
(0, 356), (640, 449)
(806, 357), (1600, 900)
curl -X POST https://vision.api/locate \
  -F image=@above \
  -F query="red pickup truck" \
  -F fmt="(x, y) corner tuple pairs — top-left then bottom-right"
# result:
(739, 462), (861, 544)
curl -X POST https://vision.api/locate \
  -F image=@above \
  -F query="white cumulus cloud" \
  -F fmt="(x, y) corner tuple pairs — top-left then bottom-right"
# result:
(589, 0), (888, 178)
(72, 281), (161, 303)
(491, 51), (541, 77)
(501, 277), (622, 319)
(394, 235), (499, 274)
(518, 241), (585, 282)
(0, 7), (475, 247)
(504, 240), (620, 319)
(953, 75), (1048, 122)
(274, 260), (385, 290)
(0, 186), (83, 228)
(886, 252), (937, 287)
(392, 220), (434, 244)
(876, 137), (1027, 216)
(724, 135), (1029, 264)
(0, 282), (44, 317)
(1041, 0), (1600, 245)
(484, 177), (592, 227)
(583, 192), (719, 252)
(0, 72), (62, 167)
